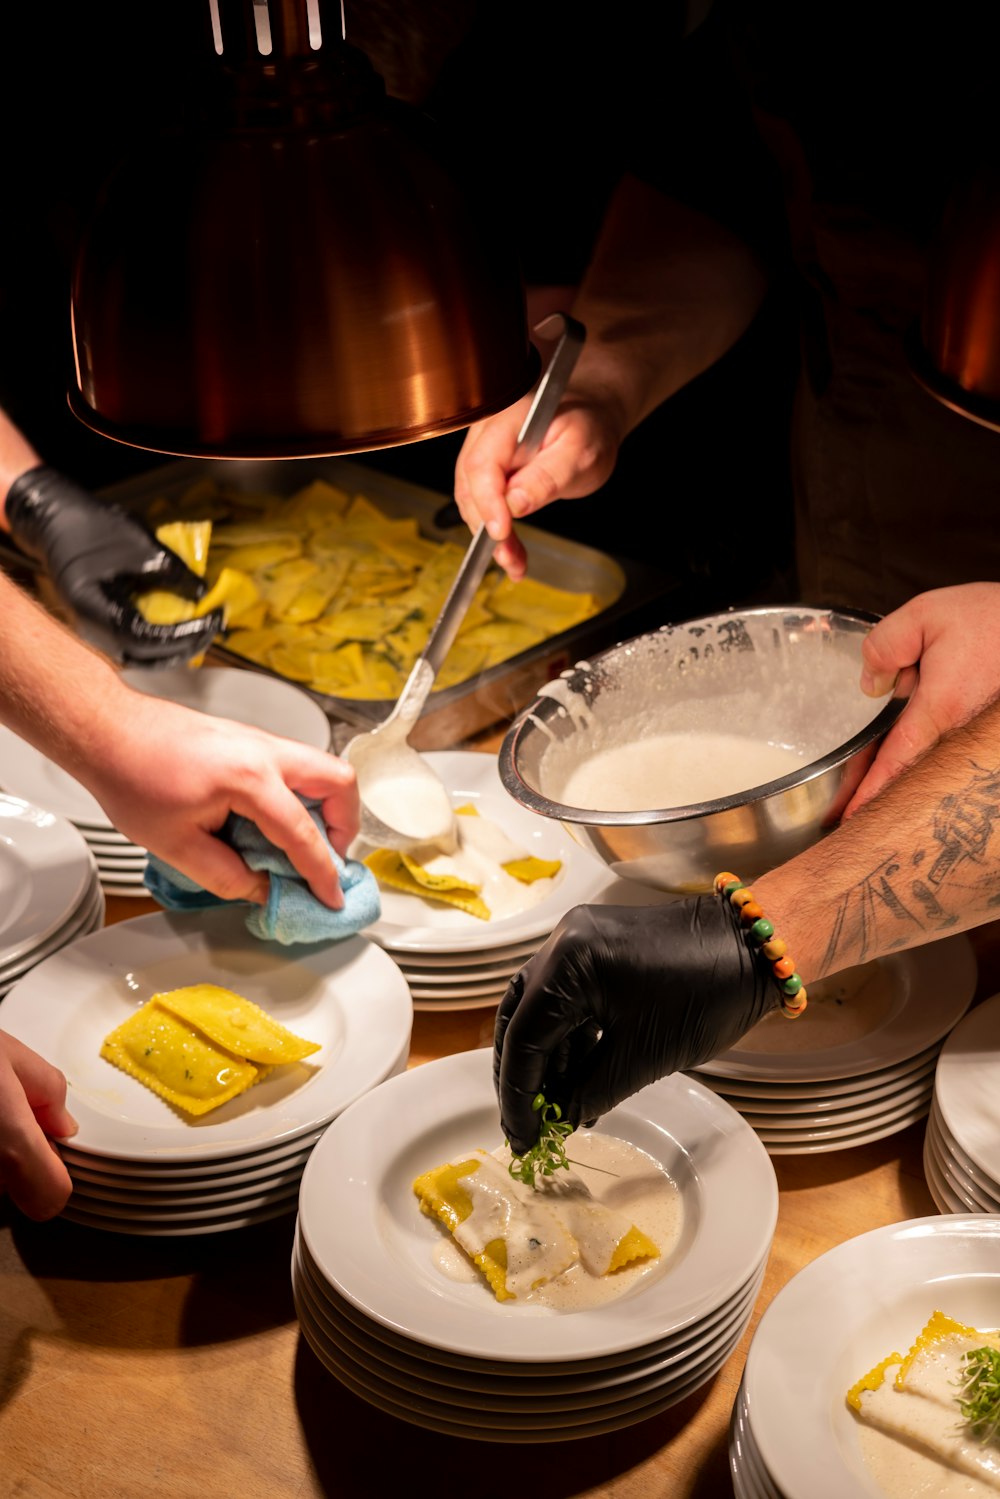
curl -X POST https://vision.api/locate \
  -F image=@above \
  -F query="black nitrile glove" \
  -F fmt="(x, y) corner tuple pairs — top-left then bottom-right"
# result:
(5, 465), (224, 667)
(494, 896), (780, 1154)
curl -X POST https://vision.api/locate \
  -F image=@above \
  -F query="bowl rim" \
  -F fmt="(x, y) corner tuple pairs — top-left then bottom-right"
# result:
(498, 603), (908, 828)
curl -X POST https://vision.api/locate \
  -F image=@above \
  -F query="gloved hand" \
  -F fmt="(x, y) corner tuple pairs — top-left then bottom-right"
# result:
(5, 465), (224, 666)
(493, 897), (780, 1154)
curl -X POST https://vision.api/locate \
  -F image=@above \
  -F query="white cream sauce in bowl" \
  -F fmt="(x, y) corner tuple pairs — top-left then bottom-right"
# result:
(552, 730), (808, 814)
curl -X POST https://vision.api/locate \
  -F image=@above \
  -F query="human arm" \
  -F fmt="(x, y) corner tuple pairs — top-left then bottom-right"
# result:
(0, 407), (222, 665)
(843, 582), (1000, 816)
(0, 573), (358, 907)
(496, 688), (1000, 1149)
(0, 1031), (76, 1221)
(454, 174), (767, 578)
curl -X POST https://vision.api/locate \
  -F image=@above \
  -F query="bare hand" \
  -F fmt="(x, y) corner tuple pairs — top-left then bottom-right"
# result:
(85, 695), (360, 907)
(844, 583), (1000, 816)
(0, 1031), (76, 1221)
(453, 395), (623, 580)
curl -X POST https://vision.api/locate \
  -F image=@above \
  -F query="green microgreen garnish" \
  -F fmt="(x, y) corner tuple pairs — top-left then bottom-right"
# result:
(959, 1346), (1000, 1442)
(507, 1093), (574, 1189)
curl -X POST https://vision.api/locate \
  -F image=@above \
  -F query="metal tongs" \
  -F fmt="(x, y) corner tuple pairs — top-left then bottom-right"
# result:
(344, 311), (587, 850)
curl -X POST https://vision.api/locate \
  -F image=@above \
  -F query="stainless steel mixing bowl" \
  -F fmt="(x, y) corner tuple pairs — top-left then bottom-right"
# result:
(498, 605), (907, 894)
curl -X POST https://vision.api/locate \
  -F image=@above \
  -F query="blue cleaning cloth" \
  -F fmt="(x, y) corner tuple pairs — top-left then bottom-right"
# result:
(143, 799), (381, 945)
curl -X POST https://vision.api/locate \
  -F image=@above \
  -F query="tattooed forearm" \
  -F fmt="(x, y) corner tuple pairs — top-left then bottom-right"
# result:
(757, 751), (1000, 983)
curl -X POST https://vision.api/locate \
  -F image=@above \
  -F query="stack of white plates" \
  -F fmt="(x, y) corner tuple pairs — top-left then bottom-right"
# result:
(0, 666), (332, 895)
(363, 751), (674, 1010)
(292, 1047), (778, 1441)
(923, 989), (1000, 1214)
(730, 1215), (1000, 1498)
(0, 794), (104, 998)
(0, 906), (412, 1235)
(691, 934), (976, 1154)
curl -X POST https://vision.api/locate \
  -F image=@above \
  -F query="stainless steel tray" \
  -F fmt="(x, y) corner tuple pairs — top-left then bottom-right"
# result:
(31, 456), (672, 748)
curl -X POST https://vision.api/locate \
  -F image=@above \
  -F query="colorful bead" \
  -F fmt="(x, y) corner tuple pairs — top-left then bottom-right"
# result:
(714, 871), (807, 1020)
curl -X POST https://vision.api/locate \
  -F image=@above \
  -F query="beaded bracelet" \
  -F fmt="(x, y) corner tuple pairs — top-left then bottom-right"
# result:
(713, 871), (808, 1019)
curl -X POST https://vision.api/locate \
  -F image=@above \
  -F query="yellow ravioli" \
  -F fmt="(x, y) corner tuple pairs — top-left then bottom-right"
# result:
(151, 984), (320, 1065)
(100, 1000), (264, 1116)
(413, 1159), (514, 1301)
(137, 476), (604, 698)
(364, 849), (491, 920)
(413, 1152), (659, 1303)
(503, 856), (562, 883)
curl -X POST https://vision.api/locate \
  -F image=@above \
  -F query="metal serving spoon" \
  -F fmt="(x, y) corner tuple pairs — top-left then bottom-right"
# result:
(344, 311), (586, 851)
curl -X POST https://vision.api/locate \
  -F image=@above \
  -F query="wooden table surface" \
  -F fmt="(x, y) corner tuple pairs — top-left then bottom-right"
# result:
(3, 861), (999, 1498)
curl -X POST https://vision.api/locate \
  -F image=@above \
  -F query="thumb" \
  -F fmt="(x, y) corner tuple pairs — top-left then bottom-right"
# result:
(859, 611), (926, 698)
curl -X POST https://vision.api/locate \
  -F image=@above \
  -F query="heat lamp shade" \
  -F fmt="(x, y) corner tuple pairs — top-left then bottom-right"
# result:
(68, 106), (539, 459)
(909, 165), (1000, 434)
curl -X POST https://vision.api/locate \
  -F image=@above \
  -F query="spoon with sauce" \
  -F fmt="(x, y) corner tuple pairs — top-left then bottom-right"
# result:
(344, 312), (586, 852)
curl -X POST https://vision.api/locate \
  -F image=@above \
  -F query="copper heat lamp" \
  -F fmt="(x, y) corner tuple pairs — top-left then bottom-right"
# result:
(909, 163), (1000, 433)
(68, 0), (540, 459)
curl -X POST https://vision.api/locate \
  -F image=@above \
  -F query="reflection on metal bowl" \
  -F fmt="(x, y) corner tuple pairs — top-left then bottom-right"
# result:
(498, 605), (907, 895)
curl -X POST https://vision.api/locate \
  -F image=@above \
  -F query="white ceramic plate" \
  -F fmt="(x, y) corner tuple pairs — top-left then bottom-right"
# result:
(0, 874), (104, 983)
(293, 1260), (753, 1429)
(730, 1378), (782, 1499)
(121, 664), (332, 749)
(404, 976), (508, 1000)
(921, 1132), (966, 1214)
(65, 1148), (315, 1197)
(930, 1099), (1000, 1204)
(750, 1084), (933, 1142)
(83, 833), (141, 853)
(294, 1305), (740, 1442)
(60, 1196), (297, 1236)
(692, 1043), (943, 1101)
(390, 942), (540, 972)
(760, 1096), (932, 1155)
(52, 1039), (409, 1180)
(58, 1125), (328, 1179)
(744, 1215), (1000, 1497)
(410, 994), (503, 1013)
(0, 796), (97, 963)
(737, 1071), (936, 1131)
(298, 1047), (778, 1363)
(933, 990), (1000, 1185)
(362, 751), (630, 954)
(67, 1178), (302, 1222)
(698, 1056), (937, 1115)
(295, 1228), (765, 1394)
(397, 958), (527, 984)
(698, 936), (976, 1083)
(93, 853), (148, 871)
(924, 1113), (995, 1214)
(0, 906), (412, 1161)
(297, 1221), (767, 1377)
(0, 733), (110, 825)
